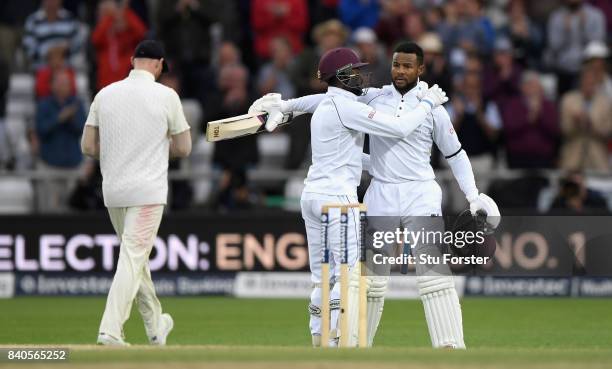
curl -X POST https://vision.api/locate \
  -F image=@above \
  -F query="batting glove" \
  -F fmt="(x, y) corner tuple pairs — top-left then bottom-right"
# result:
(469, 193), (501, 229)
(415, 81), (429, 101)
(248, 93), (282, 114)
(421, 84), (448, 110)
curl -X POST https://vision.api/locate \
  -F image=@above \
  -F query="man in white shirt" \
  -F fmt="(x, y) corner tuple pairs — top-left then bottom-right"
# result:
(253, 42), (499, 348)
(251, 47), (449, 347)
(81, 40), (192, 346)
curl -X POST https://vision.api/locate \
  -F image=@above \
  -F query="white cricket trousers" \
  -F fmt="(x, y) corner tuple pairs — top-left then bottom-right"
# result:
(301, 192), (360, 336)
(98, 205), (164, 340)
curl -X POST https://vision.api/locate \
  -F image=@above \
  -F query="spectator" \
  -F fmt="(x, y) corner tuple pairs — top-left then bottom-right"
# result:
(202, 41), (243, 102)
(35, 45), (77, 99)
(401, 11), (427, 43)
(0, 0), (38, 68)
(339, 0), (380, 30)
(547, 0), (606, 96)
(91, 0), (147, 91)
(251, 0), (308, 61)
(23, 0), (82, 70)
(35, 70), (86, 211)
(418, 32), (453, 96)
(549, 171), (609, 214)
(375, 0), (413, 50)
(501, 71), (559, 169)
(291, 19), (348, 97)
(257, 37), (296, 97)
(158, 0), (213, 100)
(206, 64), (259, 210)
(583, 41), (612, 98)
(483, 37), (522, 104)
(437, 0), (496, 60)
(588, 0), (612, 38)
(501, 0), (544, 69)
(560, 68), (612, 173)
(448, 68), (501, 163)
(352, 28), (390, 88)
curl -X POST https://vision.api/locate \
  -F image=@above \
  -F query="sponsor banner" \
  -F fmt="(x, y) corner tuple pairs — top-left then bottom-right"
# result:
(0, 215), (610, 276)
(233, 273), (465, 299)
(465, 276), (612, 297)
(576, 277), (612, 297)
(0, 273), (14, 298)
(0, 214), (308, 273)
(13, 273), (234, 296)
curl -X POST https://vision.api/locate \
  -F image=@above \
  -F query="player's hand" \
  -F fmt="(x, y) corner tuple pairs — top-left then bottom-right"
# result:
(248, 93), (282, 114)
(421, 84), (448, 109)
(265, 110), (284, 132)
(469, 193), (500, 229)
(415, 81), (429, 100)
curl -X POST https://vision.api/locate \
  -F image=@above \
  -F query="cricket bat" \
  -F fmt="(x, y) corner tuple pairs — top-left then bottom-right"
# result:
(205, 111), (303, 142)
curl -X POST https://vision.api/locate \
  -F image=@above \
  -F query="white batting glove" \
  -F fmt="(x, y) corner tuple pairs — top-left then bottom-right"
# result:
(469, 193), (500, 229)
(265, 110), (284, 132)
(421, 84), (448, 109)
(415, 81), (429, 100)
(248, 93), (283, 114)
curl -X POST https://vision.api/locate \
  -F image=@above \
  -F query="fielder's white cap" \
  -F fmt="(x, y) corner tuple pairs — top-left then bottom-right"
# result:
(353, 27), (377, 44)
(584, 41), (610, 60)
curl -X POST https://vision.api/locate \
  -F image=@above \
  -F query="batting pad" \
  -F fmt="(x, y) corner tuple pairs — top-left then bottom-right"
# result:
(366, 276), (388, 347)
(421, 287), (465, 349)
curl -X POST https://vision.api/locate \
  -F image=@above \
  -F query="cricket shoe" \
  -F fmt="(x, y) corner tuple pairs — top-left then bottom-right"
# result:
(149, 313), (174, 346)
(97, 332), (130, 346)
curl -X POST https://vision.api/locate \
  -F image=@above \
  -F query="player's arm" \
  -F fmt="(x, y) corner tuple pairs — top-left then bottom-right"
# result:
(338, 90), (440, 138)
(170, 130), (191, 158)
(81, 125), (100, 159)
(168, 90), (192, 158)
(81, 98), (100, 159)
(433, 107), (500, 227)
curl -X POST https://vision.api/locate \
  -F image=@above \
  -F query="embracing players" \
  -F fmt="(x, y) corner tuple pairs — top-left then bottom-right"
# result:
(251, 42), (499, 348)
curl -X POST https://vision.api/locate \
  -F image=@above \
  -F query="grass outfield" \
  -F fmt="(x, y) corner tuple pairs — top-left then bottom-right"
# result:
(0, 297), (611, 368)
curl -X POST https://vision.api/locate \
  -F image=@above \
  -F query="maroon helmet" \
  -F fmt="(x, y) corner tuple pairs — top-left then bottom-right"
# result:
(317, 47), (369, 81)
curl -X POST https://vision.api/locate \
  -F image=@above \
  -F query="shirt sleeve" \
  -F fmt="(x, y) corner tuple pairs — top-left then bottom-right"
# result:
(356, 87), (382, 104)
(432, 106), (461, 157)
(282, 94), (326, 114)
(85, 97), (99, 127)
(168, 90), (190, 135)
(334, 97), (431, 138)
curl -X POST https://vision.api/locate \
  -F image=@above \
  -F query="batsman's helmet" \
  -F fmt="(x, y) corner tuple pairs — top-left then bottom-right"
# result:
(317, 48), (370, 95)
(317, 47), (368, 81)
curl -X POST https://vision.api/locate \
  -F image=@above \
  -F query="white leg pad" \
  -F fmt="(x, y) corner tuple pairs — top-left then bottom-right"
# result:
(329, 282), (341, 347)
(366, 275), (388, 347)
(417, 276), (465, 349)
(346, 265), (361, 347)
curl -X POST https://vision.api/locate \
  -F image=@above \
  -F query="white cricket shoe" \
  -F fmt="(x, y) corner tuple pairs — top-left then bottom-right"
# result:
(97, 332), (130, 346)
(149, 313), (174, 346)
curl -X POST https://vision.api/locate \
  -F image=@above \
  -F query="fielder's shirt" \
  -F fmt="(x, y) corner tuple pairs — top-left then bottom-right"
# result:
(85, 69), (190, 207)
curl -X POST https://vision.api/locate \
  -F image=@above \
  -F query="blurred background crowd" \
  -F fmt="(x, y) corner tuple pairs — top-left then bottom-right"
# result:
(0, 0), (611, 215)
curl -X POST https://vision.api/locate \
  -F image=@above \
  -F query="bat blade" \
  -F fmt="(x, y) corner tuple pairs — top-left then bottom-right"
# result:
(205, 111), (299, 142)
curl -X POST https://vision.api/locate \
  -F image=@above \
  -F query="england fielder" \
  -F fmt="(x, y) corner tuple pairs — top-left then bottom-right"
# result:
(253, 42), (500, 348)
(250, 47), (448, 347)
(81, 40), (192, 346)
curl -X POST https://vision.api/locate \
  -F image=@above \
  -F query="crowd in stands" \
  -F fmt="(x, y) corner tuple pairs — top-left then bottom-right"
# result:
(0, 0), (611, 214)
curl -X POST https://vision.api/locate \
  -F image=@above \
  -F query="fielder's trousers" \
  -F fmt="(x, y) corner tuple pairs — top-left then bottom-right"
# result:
(98, 205), (164, 340)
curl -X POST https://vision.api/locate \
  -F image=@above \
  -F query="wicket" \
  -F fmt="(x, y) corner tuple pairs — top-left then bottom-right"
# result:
(320, 203), (367, 348)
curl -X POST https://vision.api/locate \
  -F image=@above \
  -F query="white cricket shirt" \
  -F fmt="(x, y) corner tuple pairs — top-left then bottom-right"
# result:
(361, 83), (461, 183)
(85, 69), (190, 207)
(302, 86), (431, 197)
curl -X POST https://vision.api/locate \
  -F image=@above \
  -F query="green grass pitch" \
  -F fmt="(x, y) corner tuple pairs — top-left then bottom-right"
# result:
(0, 297), (611, 368)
